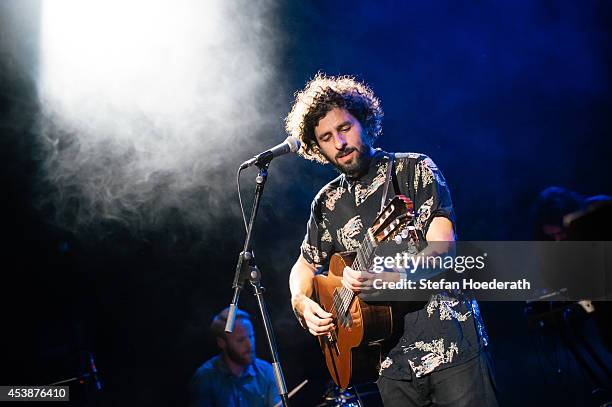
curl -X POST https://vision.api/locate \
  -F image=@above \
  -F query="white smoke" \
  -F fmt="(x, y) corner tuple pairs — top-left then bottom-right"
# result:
(37, 0), (286, 235)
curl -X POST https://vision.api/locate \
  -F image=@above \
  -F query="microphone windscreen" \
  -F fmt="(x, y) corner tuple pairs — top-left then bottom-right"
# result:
(285, 136), (300, 153)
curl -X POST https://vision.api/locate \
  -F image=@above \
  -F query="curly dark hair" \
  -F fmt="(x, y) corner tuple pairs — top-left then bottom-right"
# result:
(285, 73), (383, 163)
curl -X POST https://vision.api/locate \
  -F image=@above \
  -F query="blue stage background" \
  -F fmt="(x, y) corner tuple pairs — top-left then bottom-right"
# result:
(1, 1), (610, 405)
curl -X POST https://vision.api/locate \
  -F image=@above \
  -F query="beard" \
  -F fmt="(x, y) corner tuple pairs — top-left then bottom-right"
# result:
(325, 144), (373, 178)
(226, 345), (254, 367)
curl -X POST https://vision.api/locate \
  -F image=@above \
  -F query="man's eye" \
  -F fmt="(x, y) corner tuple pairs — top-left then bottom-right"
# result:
(341, 126), (351, 132)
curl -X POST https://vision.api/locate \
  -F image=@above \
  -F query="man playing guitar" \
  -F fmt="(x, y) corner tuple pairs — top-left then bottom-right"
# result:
(287, 74), (497, 406)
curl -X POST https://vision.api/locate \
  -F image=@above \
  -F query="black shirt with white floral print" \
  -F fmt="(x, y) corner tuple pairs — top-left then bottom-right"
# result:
(301, 149), (488, 380)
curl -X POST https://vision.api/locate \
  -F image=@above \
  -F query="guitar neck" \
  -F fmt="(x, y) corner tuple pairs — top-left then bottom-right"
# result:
(337, 230), (377, 312)
(353, 229), (377, 272)
(334, 195), (416, 320)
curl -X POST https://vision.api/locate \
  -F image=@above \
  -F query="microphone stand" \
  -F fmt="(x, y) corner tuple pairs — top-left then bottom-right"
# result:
(226, 160), (290, 407)
(48, 351), (102, 397)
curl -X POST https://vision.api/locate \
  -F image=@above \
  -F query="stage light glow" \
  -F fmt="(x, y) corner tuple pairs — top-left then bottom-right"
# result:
(40, 0), (221, 125)
(38, 0), (283, 232)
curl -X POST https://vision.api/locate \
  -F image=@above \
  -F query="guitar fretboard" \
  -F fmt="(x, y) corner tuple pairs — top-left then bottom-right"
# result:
(333, 230), (377, 327)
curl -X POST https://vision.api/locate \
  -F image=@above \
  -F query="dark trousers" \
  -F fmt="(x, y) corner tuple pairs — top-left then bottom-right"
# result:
(376, 352), (498, 407)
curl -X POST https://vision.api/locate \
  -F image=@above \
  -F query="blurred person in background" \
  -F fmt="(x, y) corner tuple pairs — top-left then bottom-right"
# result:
(189, 308), (279, 407)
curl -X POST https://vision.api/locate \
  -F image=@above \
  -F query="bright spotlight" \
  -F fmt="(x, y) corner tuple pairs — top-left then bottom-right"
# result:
(37, 0), (282, 231)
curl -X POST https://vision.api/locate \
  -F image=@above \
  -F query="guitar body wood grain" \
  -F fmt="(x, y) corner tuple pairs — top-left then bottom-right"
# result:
(314, 251), (393, 390)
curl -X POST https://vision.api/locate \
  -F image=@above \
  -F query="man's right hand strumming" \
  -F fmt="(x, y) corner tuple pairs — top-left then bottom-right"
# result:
(293, 295), (335, 336)
(290, 254), (335, 337)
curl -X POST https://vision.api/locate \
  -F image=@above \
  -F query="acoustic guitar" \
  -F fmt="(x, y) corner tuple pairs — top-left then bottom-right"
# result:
(313, 195), (421, 389)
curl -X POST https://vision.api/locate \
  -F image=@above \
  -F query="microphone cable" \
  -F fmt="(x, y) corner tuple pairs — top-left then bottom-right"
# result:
(237, 166), (248, 233)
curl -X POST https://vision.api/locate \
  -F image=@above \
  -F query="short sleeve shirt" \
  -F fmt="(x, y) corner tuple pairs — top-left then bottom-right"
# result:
(300, 150), (487, 380)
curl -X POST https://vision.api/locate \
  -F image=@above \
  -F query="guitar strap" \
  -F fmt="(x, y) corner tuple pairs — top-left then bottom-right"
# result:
(380, 152), (402, 213)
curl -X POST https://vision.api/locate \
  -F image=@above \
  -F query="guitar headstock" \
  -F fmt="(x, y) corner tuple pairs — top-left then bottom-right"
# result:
(370, 195), (415, 244)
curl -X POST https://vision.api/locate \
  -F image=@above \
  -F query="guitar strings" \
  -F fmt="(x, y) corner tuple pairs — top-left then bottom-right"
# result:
(335, 199), (414, 328)
(337, 230), (376, 324)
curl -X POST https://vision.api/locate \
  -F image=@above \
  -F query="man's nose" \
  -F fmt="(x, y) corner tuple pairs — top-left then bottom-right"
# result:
(334, 133), (347, 150)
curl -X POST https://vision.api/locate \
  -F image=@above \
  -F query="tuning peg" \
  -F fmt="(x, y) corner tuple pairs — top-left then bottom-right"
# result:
(394, 235), (402, 245)
(401, 228), (409, 239)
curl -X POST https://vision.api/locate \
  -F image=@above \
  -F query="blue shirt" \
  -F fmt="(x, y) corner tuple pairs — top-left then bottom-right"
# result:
(190, 355), (280, 407)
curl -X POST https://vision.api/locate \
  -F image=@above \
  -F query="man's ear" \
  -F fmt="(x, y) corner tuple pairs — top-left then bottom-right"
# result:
(216, 336), (226, 350)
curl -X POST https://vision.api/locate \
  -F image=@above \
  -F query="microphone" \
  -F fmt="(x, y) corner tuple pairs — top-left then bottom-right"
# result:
(240, 136), (300, 169)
